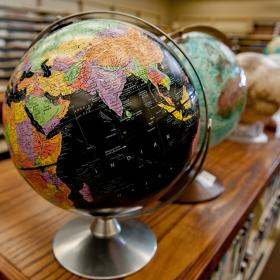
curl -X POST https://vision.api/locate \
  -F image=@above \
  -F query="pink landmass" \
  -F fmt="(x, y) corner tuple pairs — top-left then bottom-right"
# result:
(97, 26), (128, 38)
(52, 57), (73, 71)
(79, 183), (94, 202)
(42, 117), (60, 135)
(22, 58), (31, 72)
(42, 170), (64, 187)
(16, 119), (37, 161)
(82, 64), (127, 116)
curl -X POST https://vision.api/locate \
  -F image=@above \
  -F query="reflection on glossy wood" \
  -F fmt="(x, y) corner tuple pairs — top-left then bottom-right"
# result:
(0, 133), (279, 280)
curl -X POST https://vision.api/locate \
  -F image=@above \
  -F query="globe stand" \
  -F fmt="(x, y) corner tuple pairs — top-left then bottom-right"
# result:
(53, 216), (157, 279)
(229, 122), (268, 143)
(174, 169), (224, 203)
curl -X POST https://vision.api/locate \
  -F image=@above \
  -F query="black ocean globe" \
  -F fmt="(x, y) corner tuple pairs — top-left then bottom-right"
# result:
(3, 18), (200, 214)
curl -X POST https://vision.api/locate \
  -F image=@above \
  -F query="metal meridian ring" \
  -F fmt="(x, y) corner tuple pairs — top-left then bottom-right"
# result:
(169, 25), (232, 47)
(27, 11), (211, 219)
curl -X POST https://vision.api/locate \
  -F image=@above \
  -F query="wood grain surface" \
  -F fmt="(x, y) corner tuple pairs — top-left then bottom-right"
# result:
(0, 134), (279, 280)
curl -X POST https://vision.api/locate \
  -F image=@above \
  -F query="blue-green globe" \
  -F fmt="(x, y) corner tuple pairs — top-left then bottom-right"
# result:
(175, 31), (247, 147)
(264, 36), (280, 54)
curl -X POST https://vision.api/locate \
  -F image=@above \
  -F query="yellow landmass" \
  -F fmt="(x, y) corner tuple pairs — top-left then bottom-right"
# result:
(161, 77), (171, 90)
(34, 131), (62, 166)
(13, 101), (28, 123)
(18, 76), (39, 95)
(57, 98), (70, 119)
(3, 105), (20, 157)
(83, 28), (163, 68)
(38, 72), (72, 96)
(158, 86), (193, 121)
(21, 168), (73, 209)
(42, 39), (90, 65)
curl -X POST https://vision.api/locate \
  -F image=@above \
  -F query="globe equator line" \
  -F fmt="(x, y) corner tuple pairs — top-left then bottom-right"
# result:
(19, 162), (57, 171)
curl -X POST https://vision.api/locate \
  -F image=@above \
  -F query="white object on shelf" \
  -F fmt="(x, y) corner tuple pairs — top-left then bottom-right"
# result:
(196, 170), (217, 188)
(229, 122), (268, 144)
(0, 139), (8, 153)
(272, 108), (280, 139)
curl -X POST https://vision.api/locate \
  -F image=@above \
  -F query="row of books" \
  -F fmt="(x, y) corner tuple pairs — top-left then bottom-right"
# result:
(211, 171), (280, 280)
(0, 6), (59, 99)
(0, 124), (9, 160)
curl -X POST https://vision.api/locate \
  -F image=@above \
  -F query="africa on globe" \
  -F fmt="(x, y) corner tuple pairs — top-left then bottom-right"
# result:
(3, 19), (200, 213)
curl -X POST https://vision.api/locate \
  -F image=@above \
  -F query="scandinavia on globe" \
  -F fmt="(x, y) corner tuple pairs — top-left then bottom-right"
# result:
(3, 19), (200, 212)
(177, 32), (246, 147)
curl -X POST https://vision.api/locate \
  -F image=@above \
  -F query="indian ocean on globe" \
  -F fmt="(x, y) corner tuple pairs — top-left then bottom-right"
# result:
(176, 31), (246, 147)
(3, 19), (200, 214)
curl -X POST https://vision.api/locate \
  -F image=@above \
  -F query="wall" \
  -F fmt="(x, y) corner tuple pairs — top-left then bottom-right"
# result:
(0, 0), (170, 27)
(170, 0), (280, 34)
(1, 0), (280, 34)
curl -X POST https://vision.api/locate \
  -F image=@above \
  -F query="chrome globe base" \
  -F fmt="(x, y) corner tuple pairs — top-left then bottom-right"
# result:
(53, 216), (157, 279)
(175, 170), (224, 203)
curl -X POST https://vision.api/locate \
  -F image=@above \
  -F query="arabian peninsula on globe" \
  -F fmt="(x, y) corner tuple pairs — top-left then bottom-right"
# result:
(3, 19), (200, 212)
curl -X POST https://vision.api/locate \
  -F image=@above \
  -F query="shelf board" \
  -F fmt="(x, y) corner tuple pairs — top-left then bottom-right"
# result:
(0, 41), (31, 49)
(0, 4), (68, 17)
(0, 11), (56, 24)
(0, 34), (35, 41)
(230, 34), (273, 41)
(0, 61), (19, 68)
(0, 22), (45, 32)
(0, 47), (28, 52)
(0, 76), (11, 80)
(0, 51), (24, 59)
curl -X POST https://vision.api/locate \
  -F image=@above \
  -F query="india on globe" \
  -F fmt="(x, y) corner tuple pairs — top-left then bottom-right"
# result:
(3, 19), (200, 213)
(176, 31), (247, 147)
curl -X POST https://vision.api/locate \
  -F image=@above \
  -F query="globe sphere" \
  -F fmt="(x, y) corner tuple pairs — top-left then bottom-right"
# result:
(264, 36), (280, 54)
(176, 31), (247, 147)
(3, 19), (200, 213)
(237, 52), (280, 123)
(268, 53), (280, 65)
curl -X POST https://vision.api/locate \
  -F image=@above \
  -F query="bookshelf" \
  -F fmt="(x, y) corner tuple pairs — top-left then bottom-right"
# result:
(0, 5), (60, 95)
(229, 22), (277, 53)
(0, 132), (280, 280)
(211, 172), (280, 280)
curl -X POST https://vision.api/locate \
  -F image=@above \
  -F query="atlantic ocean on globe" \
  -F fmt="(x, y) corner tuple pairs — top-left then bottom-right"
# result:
(3, 19), (200, 213)
(176, 31), (246, 147)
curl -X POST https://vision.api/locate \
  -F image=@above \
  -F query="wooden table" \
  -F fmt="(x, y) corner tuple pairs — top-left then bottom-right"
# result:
(0, 134), (279, 280)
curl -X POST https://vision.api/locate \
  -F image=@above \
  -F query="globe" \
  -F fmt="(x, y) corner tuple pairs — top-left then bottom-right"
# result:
(268, 53), (280, 65)
(3, 19), (200, 213)
(237, 52), (280, 123)
(175, 31), (246, 147)
(264, 36), (280, 54)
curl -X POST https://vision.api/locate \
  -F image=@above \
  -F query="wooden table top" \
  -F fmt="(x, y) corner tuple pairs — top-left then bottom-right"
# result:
(0, 134), (279, 280)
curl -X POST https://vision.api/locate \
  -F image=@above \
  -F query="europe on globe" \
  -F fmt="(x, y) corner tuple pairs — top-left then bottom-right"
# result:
(3, 19), (200, 213)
